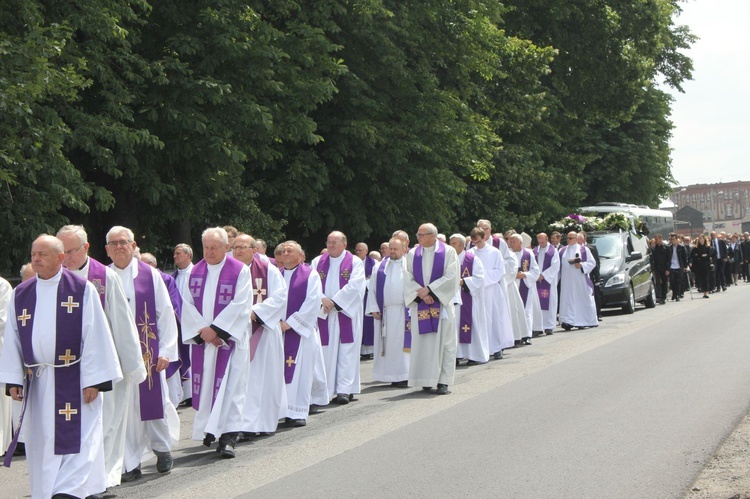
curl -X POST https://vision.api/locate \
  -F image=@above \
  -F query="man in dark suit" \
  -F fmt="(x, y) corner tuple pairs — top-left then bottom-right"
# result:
(650, 234), (670, 304)
(666, 233), (689, 301)
(709, 231), (728, 291)
(741, 232), (750, 282)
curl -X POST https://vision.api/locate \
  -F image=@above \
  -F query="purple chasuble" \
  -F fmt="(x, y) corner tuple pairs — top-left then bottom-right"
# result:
(361, 256), (376, 348)
(375, 258), (411, 351)
(518, 249), (532, 305)
(581, 246), (594, 295)
(160, 271), (185, 380)
(249, 255), (269, 362)
(316, 251), (355, 346)
(281, 264), (313, 384)
(188, 256), (244, 411)
(133, 260), (164, 421)
(459, 252), (475, 344)
(413, 241), (446, 334)
(533, 245), (555, 310)
(13, 270), (86, 457)
(86, 257), (107, 308)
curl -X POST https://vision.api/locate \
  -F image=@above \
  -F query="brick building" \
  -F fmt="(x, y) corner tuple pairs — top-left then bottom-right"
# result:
(670, 181), (750, 235)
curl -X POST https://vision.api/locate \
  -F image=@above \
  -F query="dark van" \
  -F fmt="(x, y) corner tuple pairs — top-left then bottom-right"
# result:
(588, 229), (656, 314)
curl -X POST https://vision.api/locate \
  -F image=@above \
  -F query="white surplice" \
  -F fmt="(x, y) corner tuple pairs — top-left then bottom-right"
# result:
(180, 256), (251, 440)
(0, 277), (12, 453)
(0, 270), (122, 499)
(404, 242), (460, 387)
(453, 251), (489, 363)
(558, 244), (598, 328)
(113, 258), (180, 471)
(70, 258), (147, 487)
(242, 262), (288, 433)
(174, 262), (194, 402)
(311, 252), (366, 397)
(513, 248), (542, 337)
(471, 243), (514, 353)
(366, 257), (410, 382)
(282, 266), (326, 420)
(535, 244), (560, 331)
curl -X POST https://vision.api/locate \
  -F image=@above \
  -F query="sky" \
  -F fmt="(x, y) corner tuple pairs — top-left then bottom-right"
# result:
(666, 0), (750, 187)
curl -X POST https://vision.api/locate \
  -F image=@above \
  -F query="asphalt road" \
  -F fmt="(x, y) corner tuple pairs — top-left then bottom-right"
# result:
(4, 284), (750, 498)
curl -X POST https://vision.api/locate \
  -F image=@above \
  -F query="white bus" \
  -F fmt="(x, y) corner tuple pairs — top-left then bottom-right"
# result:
(578, 202), (674, 238)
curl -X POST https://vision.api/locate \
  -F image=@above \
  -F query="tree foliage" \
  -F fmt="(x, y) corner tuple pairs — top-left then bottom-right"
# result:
(0, 0), (694, 275)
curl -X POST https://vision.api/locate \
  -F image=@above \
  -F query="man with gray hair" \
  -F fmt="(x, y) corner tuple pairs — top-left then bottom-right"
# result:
(106, 225), (180, 480)
(56, 224), (146, 487)
(172, 243), (194, 405)
(179, 227), (252, 458)
(311, 231), (366, 404)
(405, 223), (460, 395)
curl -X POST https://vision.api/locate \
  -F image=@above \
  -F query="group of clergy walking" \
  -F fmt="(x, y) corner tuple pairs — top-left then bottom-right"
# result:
(0, 219), (599, 498)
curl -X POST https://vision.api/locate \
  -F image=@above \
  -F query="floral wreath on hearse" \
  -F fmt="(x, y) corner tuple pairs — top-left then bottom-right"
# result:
(550, 212), (649, 237)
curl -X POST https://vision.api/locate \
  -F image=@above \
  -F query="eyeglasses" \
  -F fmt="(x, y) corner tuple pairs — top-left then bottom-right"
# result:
(233, 245), (253, 250)
(416, 233), (432, 238)
(107, 240), (132, 247)
(65, 244), (85, 255)
(567, 236), (577, 240)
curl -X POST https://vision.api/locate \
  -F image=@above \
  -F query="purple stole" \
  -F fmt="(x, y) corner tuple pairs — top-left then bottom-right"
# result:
(413, 242), (446, 334)
(517, 248), (532, 305)
(316, 251), (355, 345)
(249, 255), (269, 362)
(375, 258), (411, 351)
(11, 270), (86, 459)
(188, 257), (244, 411)
(533, 245), (555, 310)
(161, 271), (185, 380)
(361, 256), (376, 348)
(458, 252), (475, 344)
(281, 264), (312, 383)
(86, 257), (107, 308)
(132, 260), (164, 421)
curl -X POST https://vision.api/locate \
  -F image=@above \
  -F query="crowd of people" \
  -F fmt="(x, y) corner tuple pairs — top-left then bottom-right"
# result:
(0, 220), (745, 498)
(649, 230), (749, 300)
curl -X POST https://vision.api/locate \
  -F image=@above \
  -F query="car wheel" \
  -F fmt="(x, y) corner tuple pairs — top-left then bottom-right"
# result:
(644, 283), (657, 309)
(622, 285), (636, 314)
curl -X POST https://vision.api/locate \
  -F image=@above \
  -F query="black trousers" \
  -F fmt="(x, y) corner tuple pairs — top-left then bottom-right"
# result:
(654, 270), (668, 301)
(715, 259), (727, 289)
(668, 268), (683, 299)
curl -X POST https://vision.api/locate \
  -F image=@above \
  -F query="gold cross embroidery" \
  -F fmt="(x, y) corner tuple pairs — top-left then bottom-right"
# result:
(341, 268), (351, 281)
(58, 349), (77, 366)
(286, 356), (296, 368)
(59, 402), (78, 421)
(17, 309), (31, 327)
(462, 324), (471, 333)
(60, 296), (80, 313)
(253, 278), (267, 304)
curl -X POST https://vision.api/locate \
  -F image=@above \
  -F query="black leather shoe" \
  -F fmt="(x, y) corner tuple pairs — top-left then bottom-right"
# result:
(514, 340), (521, 347)
(155, 451), (173, 473)
(121, 466), (142, 482)
(218, 444), (235, 459)
(391, 380), (408, 387)
(290, 419), (307, 427)
(466, 360), (478, 366)
(561, 322), (573, 331)
(422, 386), (432, 391)
(333, 394), (349, 405)
(436, 384), (449, 395)
(203, 433), (216, 448)
(544, 329), (553, 335)
(521, 337), (532, 345)
(493, 351), (503, 360)
(13, 442), (25, 457)
(309, 404), (320, 414)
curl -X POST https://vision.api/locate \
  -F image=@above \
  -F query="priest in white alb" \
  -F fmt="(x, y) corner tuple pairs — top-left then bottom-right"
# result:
(558, 231), (599, 330)
(311, 231), (366, 405)
(180, 227), (252, 458)
(468, 227), (514, 360)
(0, 276), (13, 455)
(106, 226), (180, 480)
(449, 234), (488, 365)
(232, 234), (288, 434)
(0, 235), (122, 499)
(279, 241), (326, 425)
(404, 223), (460, 395)
(508, 234), (541, 345)
(366, 237), (411, 385)
(57, 225), (147, 488)
(534, 233), (560, 335)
